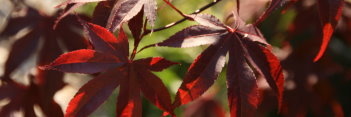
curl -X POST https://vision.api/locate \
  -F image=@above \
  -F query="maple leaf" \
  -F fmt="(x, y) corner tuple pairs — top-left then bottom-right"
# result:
(91, 1), (116, 27)
(53, 0), (111, 28)
(148, 12), (284, 116)
(0, 6), (89, 116)
(0, 76), (63, 117)
(41, 20), (176, 117)
(107, 0), (157, 32)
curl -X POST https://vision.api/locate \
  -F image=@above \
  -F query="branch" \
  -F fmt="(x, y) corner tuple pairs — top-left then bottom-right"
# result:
(142, 0), (223, 35)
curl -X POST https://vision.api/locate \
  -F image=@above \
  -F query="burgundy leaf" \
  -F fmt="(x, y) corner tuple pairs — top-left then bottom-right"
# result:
(3, 29), (40, 77)
(58, 28), (90, 51)
(227, 38), (259, 117)
(243, 39), (284, 110)
(36, 70), (65, 117)
(116, 27), (130, 59)
(54, 3), (85, 29)
(128, 9), (144, 47)
(107, 0), (144, 31)
(0, 6), (88, 117)
(116, 67), (142, 117)
(41, 49), (123, 74)
(0, 81), (25, 100)
(230, 11), (268, 45)
(92, 1), (115, 27)
(237, 25), (268, 45)
(254, 0), (284, 25)
(173, 41), (228, 107)
(81, 20), (128, 61)
(156, 25), (226, 48)
(0, 100), (22, 116)
(39, 101), (63, 117)
(314, 0), (344, 62)
(36, 37), (65, 117)
(65, 69), (121, 117)
(136, 68), (173, 114)
(0, 83), (27, 116)
(41, 23), (175, 116)
(134, 57), (178, 72)
(0, 8), (40, 37)
(165, 13), (284, 117)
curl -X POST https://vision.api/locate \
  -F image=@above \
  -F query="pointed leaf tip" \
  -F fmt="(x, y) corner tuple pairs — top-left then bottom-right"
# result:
(314, 0), (344, 62)
(135, 57), (179, 72)
(313, 23), (333, 62)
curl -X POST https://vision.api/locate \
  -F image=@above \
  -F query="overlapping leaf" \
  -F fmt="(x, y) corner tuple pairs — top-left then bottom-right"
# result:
(278, 1), (346, 116)
(41, 21), (176, 117)
(55, 0), (158, 32)
(107, 0), (157, 31)
(0, 7), (88, 116)
(253, 0), (284, 25)
(282, 0), (344, 61)
(151, 13), (284, 116)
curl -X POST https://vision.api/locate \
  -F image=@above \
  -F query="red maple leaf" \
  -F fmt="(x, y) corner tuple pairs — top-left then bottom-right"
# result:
(41, 20), (176, 117)
(146, 12), (284, 116)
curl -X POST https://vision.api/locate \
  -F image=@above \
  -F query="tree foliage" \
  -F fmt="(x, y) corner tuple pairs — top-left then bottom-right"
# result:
(0, 0), (350, 116)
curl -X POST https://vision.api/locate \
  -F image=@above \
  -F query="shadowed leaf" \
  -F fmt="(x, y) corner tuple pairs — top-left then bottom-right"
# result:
(65, 69), (121, 117)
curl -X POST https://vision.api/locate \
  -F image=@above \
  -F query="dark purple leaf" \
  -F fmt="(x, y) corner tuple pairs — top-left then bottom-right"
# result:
(136, 68), (173, 114)
(227, 37), (259, 117)
(173, 41), (228, 107)
(3, 29), (40, 77)
(65, 69), (121, 117)
(128, 9), (144, 46)
(107, 0), (144, 32)
(116, 67), (142, 117)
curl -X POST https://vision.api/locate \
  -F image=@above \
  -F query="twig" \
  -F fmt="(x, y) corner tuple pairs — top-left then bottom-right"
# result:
(142, 0), (222, 35)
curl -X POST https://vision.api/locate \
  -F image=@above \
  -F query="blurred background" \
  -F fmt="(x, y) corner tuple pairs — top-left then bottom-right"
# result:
(0, 0), (350, 116)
